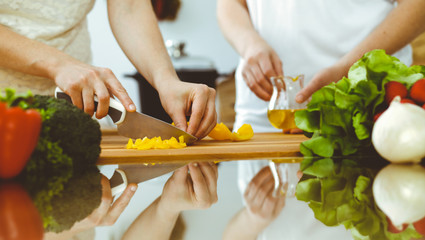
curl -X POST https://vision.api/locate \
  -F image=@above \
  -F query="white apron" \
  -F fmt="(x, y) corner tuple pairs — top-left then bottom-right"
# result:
(235, 1), (412, 239)
(234, 0), (412, 132)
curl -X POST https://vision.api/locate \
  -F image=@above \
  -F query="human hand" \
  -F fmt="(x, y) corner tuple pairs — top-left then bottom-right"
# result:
(295, 63), (348, 104)
(244, 166), (286, 227)
(282, 128), (304, 134)
(77, 175), (137, 227)
(158, 162), (218, 215)
(53, 60), (136, 118)
(241, 39), (283, 101)
(157, 81), (217, 139)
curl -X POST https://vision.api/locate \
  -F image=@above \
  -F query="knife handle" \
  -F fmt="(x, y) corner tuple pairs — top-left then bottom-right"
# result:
(110, 169), (128, 197)
(54, 87), (126, 124)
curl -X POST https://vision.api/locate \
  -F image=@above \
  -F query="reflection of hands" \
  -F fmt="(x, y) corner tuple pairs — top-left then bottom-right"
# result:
(44, 175), (137, 240)
(223, 166), (285, 240)
(158, 81), (217, 139)
(77, 175), (138, 227)
(244, 166), (286, 226)
(121, 162), (218, 240)
(241, 39), (283, 101)
(159, 162), (219, 214)
(54, 59), (136, 118)
(295, 63), (347, 104)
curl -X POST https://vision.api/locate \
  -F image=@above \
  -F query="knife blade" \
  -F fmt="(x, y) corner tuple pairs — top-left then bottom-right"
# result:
(110, 163), (185, 196)
(54, 87), (197, 144)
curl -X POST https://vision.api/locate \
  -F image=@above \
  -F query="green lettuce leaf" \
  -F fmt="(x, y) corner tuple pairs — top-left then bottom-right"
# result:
(296, 157), (423, 240)
(295, 49), (425, 157)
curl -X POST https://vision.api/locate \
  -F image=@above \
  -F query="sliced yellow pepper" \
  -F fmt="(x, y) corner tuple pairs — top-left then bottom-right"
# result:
(208, 122), (233, 140)
(208, 122), (254, 141)
(231, 124), (254, 141)
(126, 135), (187, 150)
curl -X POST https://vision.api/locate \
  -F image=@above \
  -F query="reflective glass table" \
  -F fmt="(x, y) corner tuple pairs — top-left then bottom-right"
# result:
(2, 130), (424, 240)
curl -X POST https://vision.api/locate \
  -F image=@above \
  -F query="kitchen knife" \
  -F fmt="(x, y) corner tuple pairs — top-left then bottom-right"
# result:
(110, 164), (185, 196)
(54, 87), (198, 144)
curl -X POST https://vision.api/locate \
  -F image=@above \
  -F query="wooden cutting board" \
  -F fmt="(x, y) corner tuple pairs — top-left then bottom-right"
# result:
(98, 131), (308, 165)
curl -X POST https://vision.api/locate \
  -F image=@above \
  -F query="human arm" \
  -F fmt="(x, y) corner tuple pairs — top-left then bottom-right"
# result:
(217, 0), (283, 101)
(223, 166), (285, 240)
(44, 175), (137, 240)
(296, 0), (425, 103)
(122, 162), (218, 240)
(107, 0), (216, 138)
(0, 24), (135, 119)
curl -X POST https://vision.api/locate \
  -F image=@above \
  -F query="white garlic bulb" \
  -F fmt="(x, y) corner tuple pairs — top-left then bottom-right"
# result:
(373, 164), (425, 228)
(372, 96), (425, 163)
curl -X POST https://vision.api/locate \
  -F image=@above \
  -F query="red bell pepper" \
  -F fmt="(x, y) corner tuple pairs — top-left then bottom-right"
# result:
(0, 102), (42, 179)
(0, 181), (44, 240)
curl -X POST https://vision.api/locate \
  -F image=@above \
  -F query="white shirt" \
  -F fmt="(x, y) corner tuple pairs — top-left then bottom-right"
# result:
(0, 0), (95, 95)
(234, 1), (411, 239)
(234, 0), (412, 132)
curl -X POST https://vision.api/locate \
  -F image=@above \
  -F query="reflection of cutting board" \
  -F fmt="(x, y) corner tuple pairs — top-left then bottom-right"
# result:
(98, 131), (308, 165)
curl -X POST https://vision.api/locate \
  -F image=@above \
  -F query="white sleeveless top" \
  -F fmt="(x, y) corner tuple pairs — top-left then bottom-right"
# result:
(0, 0), (95, 95)
(235, 1), (412, 239)
(234, 0), (412, 132)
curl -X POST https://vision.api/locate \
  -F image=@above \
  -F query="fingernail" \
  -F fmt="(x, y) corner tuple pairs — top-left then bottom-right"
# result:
(192, 163), (198, 167)
(295, 94), (303, 103)
(130, 185), (137, 192)
(128, 104), (136, 111)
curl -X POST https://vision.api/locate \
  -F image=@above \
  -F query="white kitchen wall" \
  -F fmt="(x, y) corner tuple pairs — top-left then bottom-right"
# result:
(87, 1), (242, 239)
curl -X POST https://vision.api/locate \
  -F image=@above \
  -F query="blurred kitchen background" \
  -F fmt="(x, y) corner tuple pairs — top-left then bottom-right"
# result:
(87, 0), (242, 239)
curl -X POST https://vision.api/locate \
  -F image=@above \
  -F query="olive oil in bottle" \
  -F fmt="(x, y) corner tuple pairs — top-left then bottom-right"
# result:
(267, 109), (300, 129)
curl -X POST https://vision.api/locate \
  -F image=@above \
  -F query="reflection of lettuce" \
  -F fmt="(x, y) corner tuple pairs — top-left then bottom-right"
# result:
(295, 50), (425, 157)
(296, 158), (422, 240)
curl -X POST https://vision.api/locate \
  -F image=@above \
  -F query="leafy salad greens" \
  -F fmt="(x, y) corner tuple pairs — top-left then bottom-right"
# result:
(296, 157), (423, 240)
(295, 49), (425, 157)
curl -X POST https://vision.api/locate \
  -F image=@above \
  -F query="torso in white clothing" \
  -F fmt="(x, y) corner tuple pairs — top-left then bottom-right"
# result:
(234, 0), (412, 132)
(0, 0), (95, 95)
(234, 1), (412, 239)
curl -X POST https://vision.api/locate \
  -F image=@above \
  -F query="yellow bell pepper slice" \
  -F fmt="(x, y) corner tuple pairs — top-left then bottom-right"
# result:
(208, 122), (254, 141)
(231, 124), (254, 141)
(208, 122), (233, 140)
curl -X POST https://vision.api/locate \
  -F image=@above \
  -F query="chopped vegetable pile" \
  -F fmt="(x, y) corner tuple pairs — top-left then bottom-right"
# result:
(126, 136), (187, 150)
(126, 123), (255, 150)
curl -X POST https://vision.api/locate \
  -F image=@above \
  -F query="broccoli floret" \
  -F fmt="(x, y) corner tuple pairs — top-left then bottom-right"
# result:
(46, 166), (102, 233)
(21, 137), (73, 230)
(19, 95), (103, 233)
(2, 89), (104, 233)
(30, 95), (101, 171)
